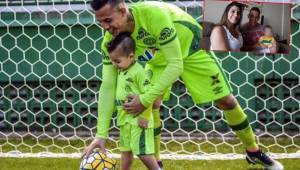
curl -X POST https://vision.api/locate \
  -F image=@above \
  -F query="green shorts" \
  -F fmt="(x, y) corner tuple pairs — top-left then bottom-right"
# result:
(119, 123), (155, 156)
(146, 50), (232, 104)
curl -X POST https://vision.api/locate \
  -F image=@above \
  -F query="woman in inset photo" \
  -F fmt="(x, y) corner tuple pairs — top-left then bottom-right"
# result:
(210, 2), (244, 51)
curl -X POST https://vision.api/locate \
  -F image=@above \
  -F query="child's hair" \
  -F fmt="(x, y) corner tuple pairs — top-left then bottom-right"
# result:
(264, 25), (273, 31)
(106, 32), (135, 56)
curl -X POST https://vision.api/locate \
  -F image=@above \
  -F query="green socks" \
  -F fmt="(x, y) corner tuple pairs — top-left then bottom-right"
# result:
(223, 104), (258, 150)
(153, 108), (162, 160)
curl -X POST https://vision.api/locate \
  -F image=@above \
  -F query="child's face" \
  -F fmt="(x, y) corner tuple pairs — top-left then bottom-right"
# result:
(264, 28), (273, 36)
(109, 46), (134, 71)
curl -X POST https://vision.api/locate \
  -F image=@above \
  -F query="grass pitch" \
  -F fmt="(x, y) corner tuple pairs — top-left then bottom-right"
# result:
(1, 157), (300, 170)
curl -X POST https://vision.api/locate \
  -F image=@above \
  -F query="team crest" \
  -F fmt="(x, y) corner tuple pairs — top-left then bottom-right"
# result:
(146, 69), (153, 79)
(125, 84), (132, 92)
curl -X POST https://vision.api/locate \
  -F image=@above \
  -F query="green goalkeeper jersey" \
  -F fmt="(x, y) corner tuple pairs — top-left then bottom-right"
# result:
(97, 1), (204, 138)
(115, 62), (153, 128)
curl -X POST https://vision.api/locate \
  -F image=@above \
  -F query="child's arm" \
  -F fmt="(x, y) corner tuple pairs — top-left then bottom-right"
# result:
(269, 37), (278, 53)
(136, 69), (153, 128)
(258, 36), (268, 48)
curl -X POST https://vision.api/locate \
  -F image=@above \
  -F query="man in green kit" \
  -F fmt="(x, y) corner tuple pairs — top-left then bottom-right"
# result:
(82, 0), (283, 169)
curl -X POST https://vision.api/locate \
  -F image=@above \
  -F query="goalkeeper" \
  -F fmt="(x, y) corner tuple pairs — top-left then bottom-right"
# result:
(82, 0), (283, 170)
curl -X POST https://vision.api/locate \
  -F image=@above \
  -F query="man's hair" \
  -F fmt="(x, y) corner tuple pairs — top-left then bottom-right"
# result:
(219, 2), (245, 27)
(107, 32), (135, 56)
(90, 0), (124, 11)
(250, 7), (260, 16)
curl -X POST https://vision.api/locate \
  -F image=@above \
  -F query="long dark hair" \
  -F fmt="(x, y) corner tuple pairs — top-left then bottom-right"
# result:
(218, 1), (245, 28)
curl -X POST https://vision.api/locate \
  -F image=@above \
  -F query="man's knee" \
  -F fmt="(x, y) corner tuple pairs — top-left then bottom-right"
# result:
(215, 94), (237, 110)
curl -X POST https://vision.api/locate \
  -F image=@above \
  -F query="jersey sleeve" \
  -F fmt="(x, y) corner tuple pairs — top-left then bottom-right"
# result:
(96, 33), (118, 139)
(140, 8), (183, 108)
(136, 70), (152, 121)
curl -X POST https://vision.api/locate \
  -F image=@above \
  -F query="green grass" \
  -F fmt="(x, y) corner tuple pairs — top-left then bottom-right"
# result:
(0, 158), (300, 170)
(1, 137), (299, 154)
(1, 138), (299, 170)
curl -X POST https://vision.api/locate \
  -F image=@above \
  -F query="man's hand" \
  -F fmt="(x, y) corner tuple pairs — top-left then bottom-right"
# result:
(81, 138), (106, 159)
(138, 117), (148, 128)
(123, 95), (146, 115)
(269, 43), (278, 53)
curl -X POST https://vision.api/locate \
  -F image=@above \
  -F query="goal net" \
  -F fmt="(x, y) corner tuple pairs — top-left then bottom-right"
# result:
(0, 0), (300, 159)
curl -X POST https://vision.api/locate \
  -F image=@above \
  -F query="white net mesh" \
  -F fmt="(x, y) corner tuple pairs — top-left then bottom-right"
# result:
(0, 0), (300, 159)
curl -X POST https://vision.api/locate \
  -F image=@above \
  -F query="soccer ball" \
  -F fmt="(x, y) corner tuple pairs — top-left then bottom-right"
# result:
(80, 149), (116, 170)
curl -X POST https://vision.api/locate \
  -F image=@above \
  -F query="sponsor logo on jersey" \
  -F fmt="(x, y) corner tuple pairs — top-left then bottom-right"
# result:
(159, 27), (174, 41)
(137, 27), (150, 40)
(143, 37), (156, 46)
(136, 27), (156, 46)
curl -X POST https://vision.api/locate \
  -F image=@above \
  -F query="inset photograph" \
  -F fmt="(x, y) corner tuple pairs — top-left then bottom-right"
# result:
(202, 0), (291, 54)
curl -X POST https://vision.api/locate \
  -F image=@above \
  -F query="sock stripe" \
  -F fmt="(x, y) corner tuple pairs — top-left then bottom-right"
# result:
(229, 118), (249, 131)
(154, 125), (162, 136)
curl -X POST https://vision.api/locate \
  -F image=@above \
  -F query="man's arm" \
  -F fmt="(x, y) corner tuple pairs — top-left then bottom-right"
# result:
(96, 35), (117, 139)
(139, 9), (183, 108)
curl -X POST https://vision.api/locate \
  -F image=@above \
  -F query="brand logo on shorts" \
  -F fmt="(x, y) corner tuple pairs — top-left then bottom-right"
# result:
(213, 86), (223, 95)
(211, 73), (220, 86)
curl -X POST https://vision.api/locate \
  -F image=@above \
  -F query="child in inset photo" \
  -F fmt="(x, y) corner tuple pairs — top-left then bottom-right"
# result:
(258, 25), (277, 54)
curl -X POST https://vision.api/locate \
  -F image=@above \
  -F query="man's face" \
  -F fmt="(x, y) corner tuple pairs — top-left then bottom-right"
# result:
(248, 10), (260, 26)
(95, 4), (127, 36)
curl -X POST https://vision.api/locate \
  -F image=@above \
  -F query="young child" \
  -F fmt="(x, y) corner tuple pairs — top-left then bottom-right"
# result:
(258, 25), (277, 53)
(107, 32), (160, 170)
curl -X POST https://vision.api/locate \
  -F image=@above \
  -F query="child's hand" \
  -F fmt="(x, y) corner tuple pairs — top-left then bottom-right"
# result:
(138, 117), (148, 128)
(259, 43), (268, 48)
